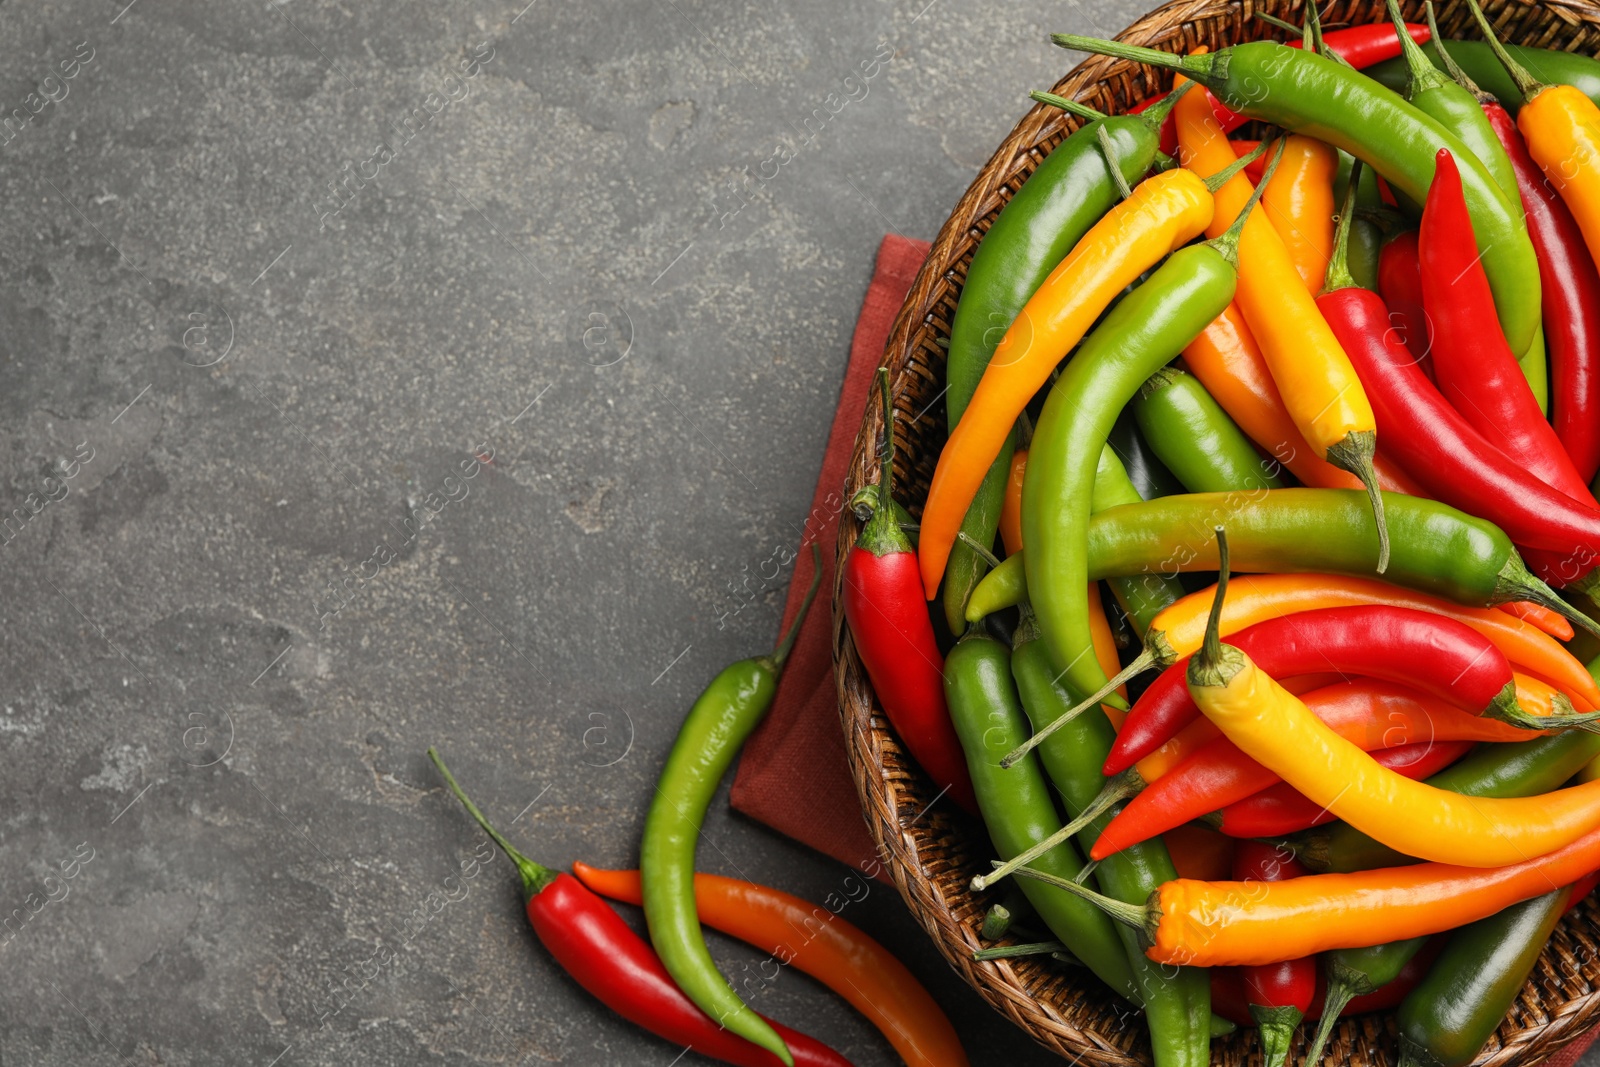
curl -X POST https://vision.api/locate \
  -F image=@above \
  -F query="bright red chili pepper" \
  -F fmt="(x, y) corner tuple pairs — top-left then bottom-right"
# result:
(1090, 681), (1537, 861)
(1376, 232), (1433, 376)
(1214, 740), (1473, 837)
(1105, 605), (1527, 776)
(1566, 869), (1600, 913)
(1484, 107), (1600, 486)
(428, 750), (854, 1067)
(842, 370), (976, 811)
(1231, 842), (1316, 1067)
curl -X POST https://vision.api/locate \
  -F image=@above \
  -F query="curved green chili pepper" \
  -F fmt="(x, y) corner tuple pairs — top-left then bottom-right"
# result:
(1291, 730), (1600, 873)
(1055, 35), (1544, 355)
(1131, 366), (1286, 494)
(944, 629), (1139, 1000)
(1396, 889), (1568, 1067)
(640, 555), (823, 1066)
(941, 92), (1188, 636)
(1367, 40), (1600, 114)
(1009, 613), (1212, 1067)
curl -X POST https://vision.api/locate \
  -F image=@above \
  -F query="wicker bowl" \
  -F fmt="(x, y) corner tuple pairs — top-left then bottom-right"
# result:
(831, 1), (1600, 1063)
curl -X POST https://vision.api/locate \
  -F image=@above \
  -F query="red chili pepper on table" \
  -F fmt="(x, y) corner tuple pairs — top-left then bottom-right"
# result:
(1484, 106), (1600, 486)
(427, 751), (854, 1067)
(842, 369), (977, 811)
(1213, 740), (1474, 837)
(1104, 604), (1543, 776)
(1232, 842), (1317, 1067)
(1376, 232), (1433, 376)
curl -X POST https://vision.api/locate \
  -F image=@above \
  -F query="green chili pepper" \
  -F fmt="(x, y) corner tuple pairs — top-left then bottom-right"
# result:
(1522, 323), (1550, 417)
(944, 629), (1140, 1001)
(1055, 34), (1544, 356)
(1109, 408), (1186, 502)
(1396, 889), (1568, 1067)
(1302, 938), (1429, 1065)
(1023, 161), (1265, 700)
(1347, 217), (1383, 291)
(1291, 730), (1600, 873)
(967, 553), (1027, 623)
(1131, 366), (1286, 494)
(639, 553), (823, 1067)
(1008, 613), (1212, 1067)
(940, 91), (1189, 636)
(1367, 39), (1600, 113)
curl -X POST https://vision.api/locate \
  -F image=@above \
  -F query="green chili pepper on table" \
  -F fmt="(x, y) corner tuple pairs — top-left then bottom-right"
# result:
(940, 88), (1190, 635)
(640, 549), (823, 1067)
(1130, 366), (1286, 494)
(944, 626), (1140, 1001)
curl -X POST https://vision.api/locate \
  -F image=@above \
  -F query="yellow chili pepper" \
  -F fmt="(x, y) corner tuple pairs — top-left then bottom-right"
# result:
(1262, 134), (1338, 293)
(918, 167), (1217, 599)
(1189, 531), (1600, 869)
(1174, 75), (1390, 570)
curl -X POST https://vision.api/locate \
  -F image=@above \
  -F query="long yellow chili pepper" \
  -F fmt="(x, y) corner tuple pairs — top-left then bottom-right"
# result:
(1188, 530), (1600, 869)
(1261, 134), (1338, 293)
(917, 166), (1217, 599)
(1174, 75), (1390, 570)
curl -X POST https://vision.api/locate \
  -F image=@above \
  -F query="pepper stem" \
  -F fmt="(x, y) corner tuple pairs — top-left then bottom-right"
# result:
(1005, 863), (1156, 937)
(1031, 90), (1103, 121)
(1301, 973), (1363, 1066)
(1254, 11), (1304, 38)
(1324, 161), (1363, 295)
(1386, 0), (1451, 97)
(877, 366), (895, 517)
(1305, 1), (1346, 66)
(957, 530), (1004, 570)
(1051, 34), (1220, 88)
(1493, 688), (1600, 734)
(999, 651), (1155, 769)
(1425, 1), (1487, 99)
(769, 542), (823, 674)
(1493, 553), (1600, 641)
(1201, 137), (1272, 195)
(971, 770), (1142, 889)
(1208, 139), (1286, 268)
(1097, 124), (1136, 200)
(1187, 528), (1251, 689)
(1249, 1004), (1304, 1067)
(971, 940), (1067, 961)
(1463, 0), (1544, 100)
(428, 747), (557, 901)
(1324, 430), (1390, 573)
(979, 902), (1014, 940)
(1134, 78), (1197, 132)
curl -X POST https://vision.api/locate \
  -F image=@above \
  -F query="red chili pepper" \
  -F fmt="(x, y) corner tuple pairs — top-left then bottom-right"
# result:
(1376, 232), (1433, 376)
(427, 751), (854, 1067)
(1214, 740), (1473, 837)
(1090, 681), (1536, 861)
(1211, 940), (1444, 1027)
(1232, 842), (1316, 1067)
(1565, 869), (1600, 913)
(1130, 24), (1430, 155)
(1484, 107), (1600, 486)
(1105, 605), (1526, 776)
(1319, 208), (1600, 568)
(842, 370), (976, 811)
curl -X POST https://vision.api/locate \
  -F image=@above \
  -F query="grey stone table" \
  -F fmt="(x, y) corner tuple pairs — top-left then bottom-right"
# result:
(3, 0), (1594, 1065)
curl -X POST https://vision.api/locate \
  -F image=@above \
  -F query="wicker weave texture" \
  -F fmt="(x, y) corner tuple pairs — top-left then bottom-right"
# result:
(832, 1), (1600, 1064)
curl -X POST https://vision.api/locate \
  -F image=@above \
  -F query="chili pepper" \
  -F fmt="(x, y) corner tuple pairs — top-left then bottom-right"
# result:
(1259, 134), (1337, 293)
(920, 131), (1263, 602)
(1377, 231), (1433, 371)
(1131, 366), (1285, 494)
(1523, 324), (1551, 416)
(642, 548), (824, 1067)
(843, 370), (977, 811)
(1006, 611), (1213, 1067)
(1087, 682), (1538, 863)
(1479, 71), (1600, 485)
(1419, 147), (1596, 511)
(1318, 164), (1600, 584)
(571, 865), (969, 1067)
(1396, 887), (1570, 1067)
(1180, 534), (1600, 869)
(1161, 824), (1233, 881)
(1499, 599), (1574, 639)
(1057, 33), (1544, 358)
(1293, 728), (1600, 873)
(1232, 842), (1315, 1067)
(1213, 741), (1473, 838)
(1302, 938), (1431, 1065)
(1020, 146), (1276, 706)
(1174, 87), (1389, 569)
(999, 449), (1026, 556)
(1006, 567), (1600, 768)
(1108, 408), (1187, 503)
(938, 92), (1187, 635)
(944, 627), (1141, 1001)
(1108, 603), (1557, 775)
(1383, 0), (1518, 203)
(426, 751), (853, 1067)
(1211, 941), (1438, 1027)
(1367, 39), (1600, 115)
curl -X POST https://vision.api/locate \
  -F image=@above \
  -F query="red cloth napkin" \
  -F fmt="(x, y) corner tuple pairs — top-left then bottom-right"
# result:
(729, 233), (1600, 1067)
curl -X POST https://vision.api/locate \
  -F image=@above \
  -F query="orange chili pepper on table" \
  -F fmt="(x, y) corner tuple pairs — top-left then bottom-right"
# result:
(573, 863), (969, 1067)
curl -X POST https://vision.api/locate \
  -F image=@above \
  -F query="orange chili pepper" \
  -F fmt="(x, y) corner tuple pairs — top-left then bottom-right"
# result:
(572, 863), (968, 1067)
(1087, 582), (1127, 717)
(1260, 134), (1338, 293)
(999, 449), (1027, 555)
(1498, 600), (1576, 640)
(1175, 69), (1389, 569)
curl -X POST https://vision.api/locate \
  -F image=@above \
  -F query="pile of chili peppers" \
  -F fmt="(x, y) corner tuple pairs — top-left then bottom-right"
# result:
(842, 3), (1600, 1064)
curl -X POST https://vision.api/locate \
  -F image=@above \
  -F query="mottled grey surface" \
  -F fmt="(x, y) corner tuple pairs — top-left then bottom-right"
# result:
(1, 0), (1589, 1065)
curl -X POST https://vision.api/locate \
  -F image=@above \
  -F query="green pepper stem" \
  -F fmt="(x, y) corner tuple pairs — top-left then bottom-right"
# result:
(876, 366), (895, 518)
(1201, 138), (1272, 195)
(972, 772), (1140, 890)
(1301, 975), (1362, 1066)
(957, 530), (1004, 570)
(1463, 0), (1544, 100)
(998, 651), (1152, 769)
(1096, 124), (1136, 200)
(1051, 34), (1218, 87)
(979, 902), (1014, 940)
(770, 542), (823, 673)
(1199, 527), (1230, 675)
(1425, 1), (1486, 99)
(1135, 79), (1198, 132)
(1324, 431), (1390, 573)
(1030, 90), (1103, 121)
(428, 747), (557, 901)
(971, 940), (1066, 961)
(1323, 160), (1363, 295)
(1305, 1), (1346, 65)
(1494, 553), (1600, 642)
(1385, 0), (1451, 97)
(1209, 139), (1285, 271)
(1005, 863), (1153, 933)
(1254, 11), (1303, 38)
